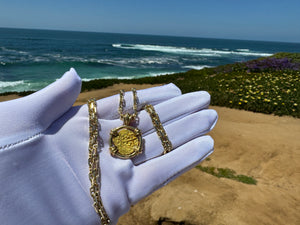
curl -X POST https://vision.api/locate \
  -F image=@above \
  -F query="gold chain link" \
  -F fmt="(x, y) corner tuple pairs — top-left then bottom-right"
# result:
(144, 104), (173, 154)
(118, 88), (138, 125)
(88, 98), (110, 225)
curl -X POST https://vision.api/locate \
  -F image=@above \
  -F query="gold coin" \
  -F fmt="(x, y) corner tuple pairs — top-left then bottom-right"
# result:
(110, 125), (142, 159)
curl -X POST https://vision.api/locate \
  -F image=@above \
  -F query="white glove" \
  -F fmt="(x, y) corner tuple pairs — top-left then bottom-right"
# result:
(0, 68), (218, 225)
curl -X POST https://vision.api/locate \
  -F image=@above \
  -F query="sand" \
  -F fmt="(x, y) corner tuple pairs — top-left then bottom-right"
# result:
(1, 84), (299, 225)
(73, 83), (160, 106)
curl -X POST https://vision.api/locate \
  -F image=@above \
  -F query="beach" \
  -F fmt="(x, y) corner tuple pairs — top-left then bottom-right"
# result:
(1, 84), (299, 225)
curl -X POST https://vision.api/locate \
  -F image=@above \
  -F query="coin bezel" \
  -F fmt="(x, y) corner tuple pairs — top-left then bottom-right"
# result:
(109, 125), (142, 159)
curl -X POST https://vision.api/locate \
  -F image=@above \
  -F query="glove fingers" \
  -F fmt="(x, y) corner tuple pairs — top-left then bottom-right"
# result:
(137, 91), (211, 135)
(96, 83), (181, 119)
(132, 109), (217, 165)
(129, 135), (214, 204)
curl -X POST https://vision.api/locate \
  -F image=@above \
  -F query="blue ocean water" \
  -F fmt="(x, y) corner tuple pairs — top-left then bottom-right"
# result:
(1, 28), (300, 93)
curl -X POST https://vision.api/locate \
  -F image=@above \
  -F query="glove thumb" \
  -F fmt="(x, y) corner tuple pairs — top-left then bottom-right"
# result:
(0, 68), (81, 147)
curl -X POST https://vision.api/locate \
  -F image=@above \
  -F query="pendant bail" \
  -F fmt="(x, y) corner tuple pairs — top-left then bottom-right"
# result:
(122, 113), (131, 125)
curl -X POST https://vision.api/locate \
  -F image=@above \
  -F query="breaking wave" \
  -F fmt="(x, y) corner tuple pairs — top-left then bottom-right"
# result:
(0, 80), (25, 88)
(182, 65), (212, 70)
(112, 44), (272, 57)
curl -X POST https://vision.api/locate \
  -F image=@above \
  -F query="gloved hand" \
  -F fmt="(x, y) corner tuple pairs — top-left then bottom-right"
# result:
(0, 68), (218, 225)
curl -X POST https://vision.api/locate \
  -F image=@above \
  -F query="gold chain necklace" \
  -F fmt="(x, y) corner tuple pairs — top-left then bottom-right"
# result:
(88, 98), (110, 225)
(109, 88), (143, 159)
(144, 104), (173, 154)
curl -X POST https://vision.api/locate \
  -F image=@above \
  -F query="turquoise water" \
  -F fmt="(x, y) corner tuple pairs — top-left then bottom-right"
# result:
(1, 28), (300, 93)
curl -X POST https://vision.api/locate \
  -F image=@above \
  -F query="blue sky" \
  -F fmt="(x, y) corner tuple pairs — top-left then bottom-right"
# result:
(0, 0), (299, 43)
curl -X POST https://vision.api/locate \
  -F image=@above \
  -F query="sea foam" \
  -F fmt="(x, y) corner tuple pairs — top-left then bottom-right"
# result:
(0, 80), (25, 88)
(112, 44), (272, 57)
(0, 46), (28, 55)
(183, 65), (212, 70)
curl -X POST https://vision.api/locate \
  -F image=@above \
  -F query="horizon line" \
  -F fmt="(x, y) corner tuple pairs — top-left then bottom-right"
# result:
(1, 26), (299, 45)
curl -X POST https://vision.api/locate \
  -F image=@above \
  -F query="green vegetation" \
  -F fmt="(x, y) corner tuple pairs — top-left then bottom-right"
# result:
(81, 52), (300, 118)
(196, 165), (257, 185)
(271, 52), (300, 63)
(2, 53), (299, 117)
(0, 90), (35, 96)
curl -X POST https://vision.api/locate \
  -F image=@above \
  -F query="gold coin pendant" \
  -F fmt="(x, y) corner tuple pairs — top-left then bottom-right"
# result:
(109, 125), (142, 159)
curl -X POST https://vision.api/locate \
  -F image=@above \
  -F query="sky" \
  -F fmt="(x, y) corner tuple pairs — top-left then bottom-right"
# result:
(0, 0), (299, 43)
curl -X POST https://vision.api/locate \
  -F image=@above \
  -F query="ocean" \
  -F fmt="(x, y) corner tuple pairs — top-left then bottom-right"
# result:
(1, 28), (300, 93)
